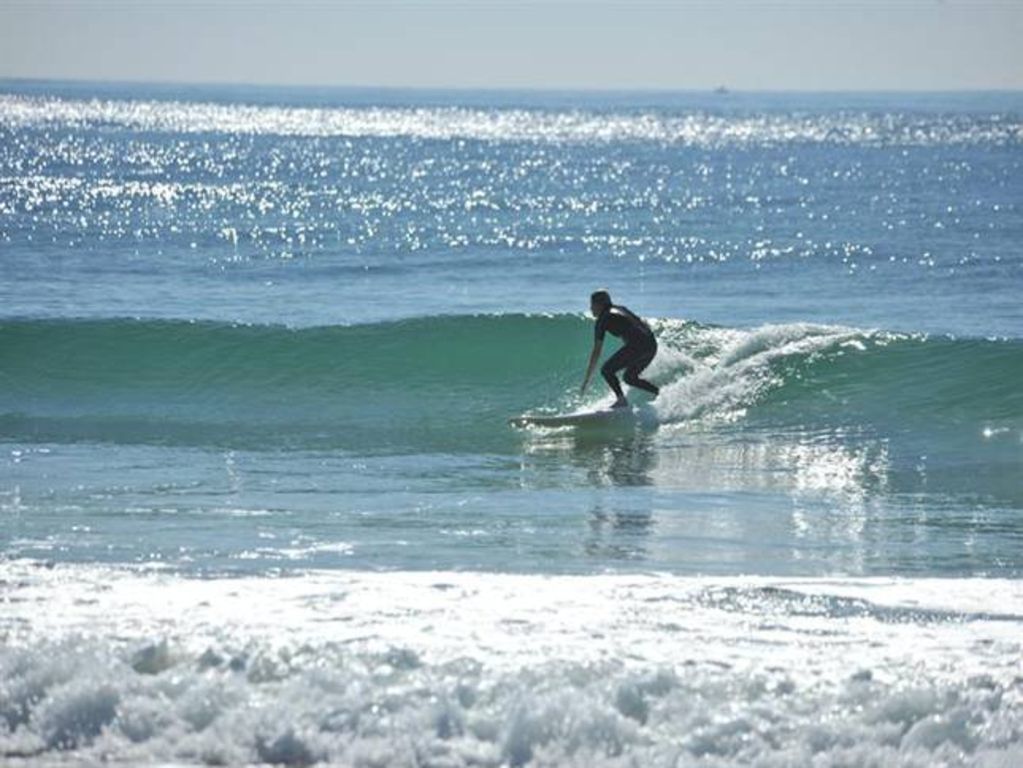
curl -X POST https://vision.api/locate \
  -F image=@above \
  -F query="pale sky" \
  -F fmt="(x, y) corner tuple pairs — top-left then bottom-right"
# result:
(1, 0), (1021, 91)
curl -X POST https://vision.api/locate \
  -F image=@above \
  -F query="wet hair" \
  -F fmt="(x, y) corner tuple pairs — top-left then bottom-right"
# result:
(590, 290), (612, 309)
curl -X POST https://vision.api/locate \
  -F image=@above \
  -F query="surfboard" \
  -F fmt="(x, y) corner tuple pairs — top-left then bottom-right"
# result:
(509, 407), (634, 428)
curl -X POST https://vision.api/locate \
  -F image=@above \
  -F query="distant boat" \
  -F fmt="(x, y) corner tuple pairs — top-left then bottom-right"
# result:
(713, 85), (729, 95)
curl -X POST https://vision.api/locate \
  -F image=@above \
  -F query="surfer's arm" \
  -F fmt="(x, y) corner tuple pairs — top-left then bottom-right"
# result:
(580, 340), (603, 394)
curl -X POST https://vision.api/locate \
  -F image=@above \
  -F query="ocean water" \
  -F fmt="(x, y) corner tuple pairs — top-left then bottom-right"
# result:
(1, 81), (1022, 766)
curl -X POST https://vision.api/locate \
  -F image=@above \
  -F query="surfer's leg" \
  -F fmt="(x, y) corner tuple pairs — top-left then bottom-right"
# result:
(624, 371), (659, 396)
(600, 349), (629, 405)
(623, 343), (659, 397)
(600, 366), (627, 403)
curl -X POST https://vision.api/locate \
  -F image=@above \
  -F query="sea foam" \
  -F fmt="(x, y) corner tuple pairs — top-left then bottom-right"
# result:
(2, 562), (1021, 766)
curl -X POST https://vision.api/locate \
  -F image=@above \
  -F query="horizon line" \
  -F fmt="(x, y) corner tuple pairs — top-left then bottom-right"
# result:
(3, 75), (1022, 97)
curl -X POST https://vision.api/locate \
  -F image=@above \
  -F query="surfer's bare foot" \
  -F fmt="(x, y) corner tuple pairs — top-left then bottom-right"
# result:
(611, 397), (629, 409)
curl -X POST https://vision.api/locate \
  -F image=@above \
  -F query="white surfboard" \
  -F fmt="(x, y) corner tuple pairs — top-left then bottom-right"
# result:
(509, 406), (634, 428)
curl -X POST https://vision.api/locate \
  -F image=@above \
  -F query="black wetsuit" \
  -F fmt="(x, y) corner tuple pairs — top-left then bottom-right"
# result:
(594, 305), (659, 399)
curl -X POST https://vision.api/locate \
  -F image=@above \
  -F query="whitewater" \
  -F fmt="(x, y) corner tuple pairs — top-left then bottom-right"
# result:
(1, 81), (1022, 766)
(3, 563), (1022, 767)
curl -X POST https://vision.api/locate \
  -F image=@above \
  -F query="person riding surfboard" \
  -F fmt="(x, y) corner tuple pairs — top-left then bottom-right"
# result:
(580, 290), (659, 409)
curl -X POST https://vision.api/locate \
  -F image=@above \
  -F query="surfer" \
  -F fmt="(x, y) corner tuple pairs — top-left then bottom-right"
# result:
(580, 290), (659, 408)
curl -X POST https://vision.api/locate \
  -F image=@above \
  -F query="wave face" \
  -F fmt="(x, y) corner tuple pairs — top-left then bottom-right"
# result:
(3, 315), (1020, 455)
(0, 315), (580, 453)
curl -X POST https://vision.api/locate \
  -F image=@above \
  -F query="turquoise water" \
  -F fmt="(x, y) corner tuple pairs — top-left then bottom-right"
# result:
(3, 315), (1021, 575)
(1, 82), (1022, 766)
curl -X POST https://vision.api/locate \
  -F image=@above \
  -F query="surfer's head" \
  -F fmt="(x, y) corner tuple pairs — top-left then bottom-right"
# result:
(590, 290), (612, 317)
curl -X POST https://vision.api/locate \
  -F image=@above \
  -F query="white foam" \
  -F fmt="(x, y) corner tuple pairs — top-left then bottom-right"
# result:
(2, 562), (1021, 766)
(651, 322), (876, 424)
